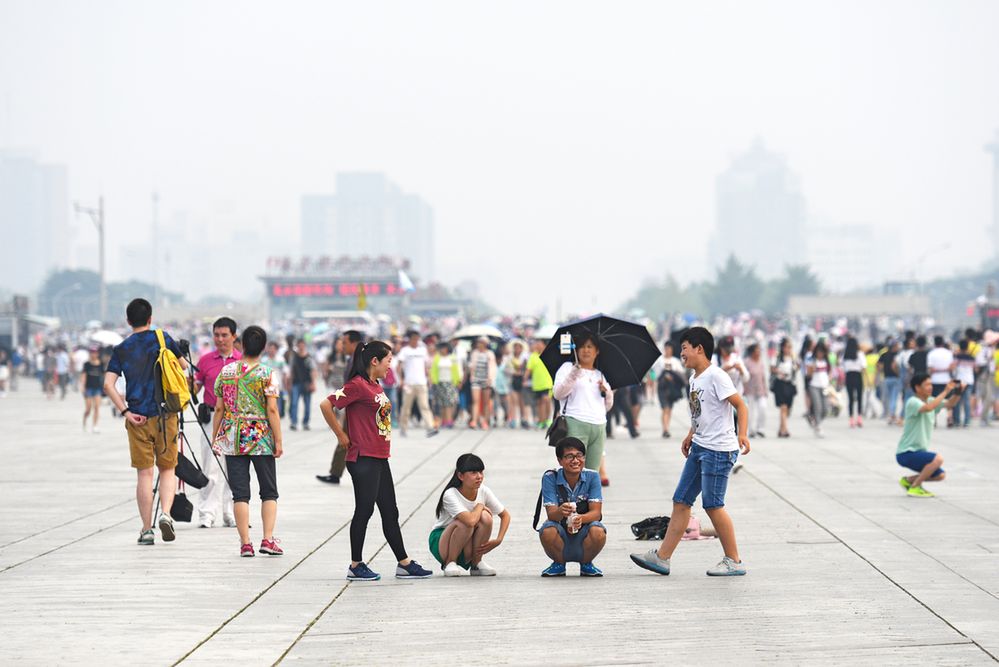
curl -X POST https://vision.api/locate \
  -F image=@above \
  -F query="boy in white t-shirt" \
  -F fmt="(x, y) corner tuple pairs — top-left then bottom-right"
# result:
(631, 326), (751, 577)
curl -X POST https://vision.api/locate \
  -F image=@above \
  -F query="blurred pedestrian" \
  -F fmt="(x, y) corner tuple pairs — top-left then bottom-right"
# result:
(467, 337), (496, 430)
(770, 337), (798, 438)
(80, 348), (104, 433)
(842, 337), (865, 428)
(743, 343), (768, 438)
(430, 341), (461, 429)
(653, 341), (686, 439)
(806, 341), (831, 437)
(288, 339), (317, 432)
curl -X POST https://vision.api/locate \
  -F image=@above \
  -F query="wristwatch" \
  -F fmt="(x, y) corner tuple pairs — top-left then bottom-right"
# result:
(121, 408), (131, 416)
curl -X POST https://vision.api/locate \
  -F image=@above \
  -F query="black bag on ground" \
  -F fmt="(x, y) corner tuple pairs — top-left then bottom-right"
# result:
(176, 452), (209, 489)
(170, 492), (194, 522)
(631, 515), (670, 540)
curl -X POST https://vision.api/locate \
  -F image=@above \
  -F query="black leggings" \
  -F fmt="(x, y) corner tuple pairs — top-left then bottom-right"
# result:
(846, 371), (863, 417)
(345, 456), (407, 563)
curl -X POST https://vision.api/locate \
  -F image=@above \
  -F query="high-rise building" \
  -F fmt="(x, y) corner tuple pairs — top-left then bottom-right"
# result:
(986, 129), (999, 259)
(711, 140), (806, 278)
(0, 150), (69, 292)
(301, 173), (436, 282)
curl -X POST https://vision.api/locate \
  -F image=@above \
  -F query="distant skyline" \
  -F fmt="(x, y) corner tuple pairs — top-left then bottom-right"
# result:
(2, 1), (998, 314)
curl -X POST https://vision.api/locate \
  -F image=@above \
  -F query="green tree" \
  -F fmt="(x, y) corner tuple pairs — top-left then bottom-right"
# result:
(623, 274), (706, 319)
(763, 264), (821, 313)
(702, 255), (765, 316)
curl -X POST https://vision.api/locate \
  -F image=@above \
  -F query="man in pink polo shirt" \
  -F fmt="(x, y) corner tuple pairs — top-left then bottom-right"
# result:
(194, 317), (241, 528)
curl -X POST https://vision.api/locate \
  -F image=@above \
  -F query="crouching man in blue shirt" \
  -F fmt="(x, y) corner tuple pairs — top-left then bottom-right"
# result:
(537, 437), (606, 577)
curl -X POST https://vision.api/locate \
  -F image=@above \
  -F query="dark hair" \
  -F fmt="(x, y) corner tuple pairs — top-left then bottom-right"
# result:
(916, 335), (926, 348)
(437, 342), (452, 354)
(813, 341), (828, 359)
(348, 340), (393, 381)
(959, 338), (969, 352)
(746, 342), (759, 357)
(126, 298), (152, 327)
(435, 453), (486, 518)
(910, 372), (931, 391)
(718, 336), (734, 353)
(242, 325), (267, 357)
(343, 330), (364, 345)
(680, 326), (714, 360)
(778, 337), (791, 362)
(405, 329), (420, 339)
(555, 437), (586, 460)
(799, 336), (812, 360)
(213, 317), (237, 335)
(573, 331), (599, 350)
(934, 335), (945, 348)
(844, 337), (859, 361)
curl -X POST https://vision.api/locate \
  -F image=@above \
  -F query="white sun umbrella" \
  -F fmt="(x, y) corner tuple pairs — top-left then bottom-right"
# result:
(534, 324), (559, 341)
(452, 324), (504, 341)
(90, 330), (124, 346)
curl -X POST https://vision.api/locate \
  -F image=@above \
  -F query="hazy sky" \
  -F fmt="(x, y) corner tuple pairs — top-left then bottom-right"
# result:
(3, 1), (998, 315)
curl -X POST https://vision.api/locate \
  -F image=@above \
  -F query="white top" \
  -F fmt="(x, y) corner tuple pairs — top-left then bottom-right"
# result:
(552, 362), (612, 425)
(652, 355), (685, 377)
(841, 357), (865, 373)
(926, 347), (954, 384)
(397, 345), (429, 386)
(688, 365), (738, 452)
(432, 485), (505, 530)
(717, 352), (749, 392)
(809, 357), (831, 389)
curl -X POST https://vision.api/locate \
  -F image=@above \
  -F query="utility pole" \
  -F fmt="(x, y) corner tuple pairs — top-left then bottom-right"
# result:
(986, 130), (999, 261)
(152, 191), (160, 306)
(74, 197), (106, 323)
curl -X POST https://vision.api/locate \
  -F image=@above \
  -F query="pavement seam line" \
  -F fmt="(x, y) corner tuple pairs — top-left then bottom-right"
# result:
(743, 468), (999, 663)
(174, 428), (467, 666)
(272, 430), (491, 665)
(0, 498), (133, 550)
(753, 446), (999, 603)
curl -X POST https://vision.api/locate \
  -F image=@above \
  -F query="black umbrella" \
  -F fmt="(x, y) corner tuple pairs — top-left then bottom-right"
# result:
(540, 314), (661, 390)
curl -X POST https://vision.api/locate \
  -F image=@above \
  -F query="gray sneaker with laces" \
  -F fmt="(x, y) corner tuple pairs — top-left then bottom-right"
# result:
(629, 549), (670, 575)
(706, 556), (746, 576)
(137, 529), (155, 546)
(158, 514), (176, 542)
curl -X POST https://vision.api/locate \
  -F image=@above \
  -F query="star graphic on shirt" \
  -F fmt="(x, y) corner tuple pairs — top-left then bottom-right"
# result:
(375, 392), (389, 406)
(332, 388), (347, 400)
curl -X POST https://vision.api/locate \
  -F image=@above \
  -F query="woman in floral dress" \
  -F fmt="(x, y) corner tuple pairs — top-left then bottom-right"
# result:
(212, 325), (284, 557)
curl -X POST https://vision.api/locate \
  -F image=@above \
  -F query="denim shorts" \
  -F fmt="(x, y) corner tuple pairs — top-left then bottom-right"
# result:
(673, 443), (738, 509)
(539, 520), (606, 563)
(896, 450), (944, 476)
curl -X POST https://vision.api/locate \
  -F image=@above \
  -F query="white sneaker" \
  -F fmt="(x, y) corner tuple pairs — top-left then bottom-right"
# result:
(223, 516), (237, 528)
(92, 426), (100, 434)
(706, 555), (746, 576)
(443, 562), (465, 577)
(470, 561), (497, 576)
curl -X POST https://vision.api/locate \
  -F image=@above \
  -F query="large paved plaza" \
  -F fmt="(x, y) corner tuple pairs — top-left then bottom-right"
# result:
(1, 387), (997, 665)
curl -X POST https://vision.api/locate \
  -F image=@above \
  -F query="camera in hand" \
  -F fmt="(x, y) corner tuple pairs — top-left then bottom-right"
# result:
(945, 383), (964, 399)
(178, 338), (191, 356)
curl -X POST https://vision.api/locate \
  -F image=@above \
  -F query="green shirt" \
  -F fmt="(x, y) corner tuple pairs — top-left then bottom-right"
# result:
(896, 396), (943, 455)
(526, 352), (553, 392)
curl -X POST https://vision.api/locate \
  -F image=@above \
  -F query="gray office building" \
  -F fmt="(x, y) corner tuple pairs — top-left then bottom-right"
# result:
(301, 173), (435, 282)
(0, 151), (69, 293)
(710, 140), (806, 278)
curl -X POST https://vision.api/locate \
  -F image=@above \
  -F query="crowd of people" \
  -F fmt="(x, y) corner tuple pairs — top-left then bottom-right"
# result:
(4, 298), (987, 576)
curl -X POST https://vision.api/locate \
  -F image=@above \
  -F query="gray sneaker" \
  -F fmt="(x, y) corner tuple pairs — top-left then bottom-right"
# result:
(706, 556), (746, 576)
(629, 549), (670, 575)
(137, 529), (155, 546)
(158, 514), (176, 542)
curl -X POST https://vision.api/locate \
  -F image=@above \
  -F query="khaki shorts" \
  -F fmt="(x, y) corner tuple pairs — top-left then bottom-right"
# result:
(127, 414), (179, 469)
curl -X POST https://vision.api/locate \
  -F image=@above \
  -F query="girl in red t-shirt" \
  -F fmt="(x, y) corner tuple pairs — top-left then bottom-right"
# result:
(319, 341), (433, 582)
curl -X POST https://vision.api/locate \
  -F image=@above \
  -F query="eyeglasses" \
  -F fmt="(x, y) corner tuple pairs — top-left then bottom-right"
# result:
(561, 453), (585, 461)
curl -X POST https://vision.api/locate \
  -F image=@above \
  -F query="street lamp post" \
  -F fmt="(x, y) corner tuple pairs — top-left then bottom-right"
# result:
(74, 197), (106, 324)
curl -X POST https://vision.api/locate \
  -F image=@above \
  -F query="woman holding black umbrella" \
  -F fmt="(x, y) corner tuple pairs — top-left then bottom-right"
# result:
(552, 332), (614, 481)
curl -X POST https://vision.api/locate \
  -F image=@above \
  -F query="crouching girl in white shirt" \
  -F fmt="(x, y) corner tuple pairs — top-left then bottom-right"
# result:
(430, 453), (511, 576)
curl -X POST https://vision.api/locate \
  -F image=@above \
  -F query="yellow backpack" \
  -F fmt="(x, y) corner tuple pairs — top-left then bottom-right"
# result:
(155, 329), (191, 413)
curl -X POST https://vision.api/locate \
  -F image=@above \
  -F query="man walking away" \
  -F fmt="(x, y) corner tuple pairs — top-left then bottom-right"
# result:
(104, 298), (187, 545)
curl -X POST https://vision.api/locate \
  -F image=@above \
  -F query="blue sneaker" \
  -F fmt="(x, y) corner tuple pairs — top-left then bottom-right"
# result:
(541, 561), (566, 577)
(346, 562), (381, 581)
(396, 560), (433, 579)
(580, 562), (603, 577)
(630, 549), (670, 575)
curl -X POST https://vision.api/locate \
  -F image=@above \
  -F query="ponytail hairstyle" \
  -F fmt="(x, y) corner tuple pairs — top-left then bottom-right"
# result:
(435, 453), (485, 518)
(347, 340), (393, 381)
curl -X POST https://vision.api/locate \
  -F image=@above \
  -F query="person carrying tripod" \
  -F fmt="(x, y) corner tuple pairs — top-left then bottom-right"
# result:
(103, 298), (188, 546)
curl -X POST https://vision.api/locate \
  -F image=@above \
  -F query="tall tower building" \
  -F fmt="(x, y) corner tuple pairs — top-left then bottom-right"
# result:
(300, 173), (436, 282)
(986, 130), (999, 260)
(0, 150), (69, 293)
(711, 140), (806, 278)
